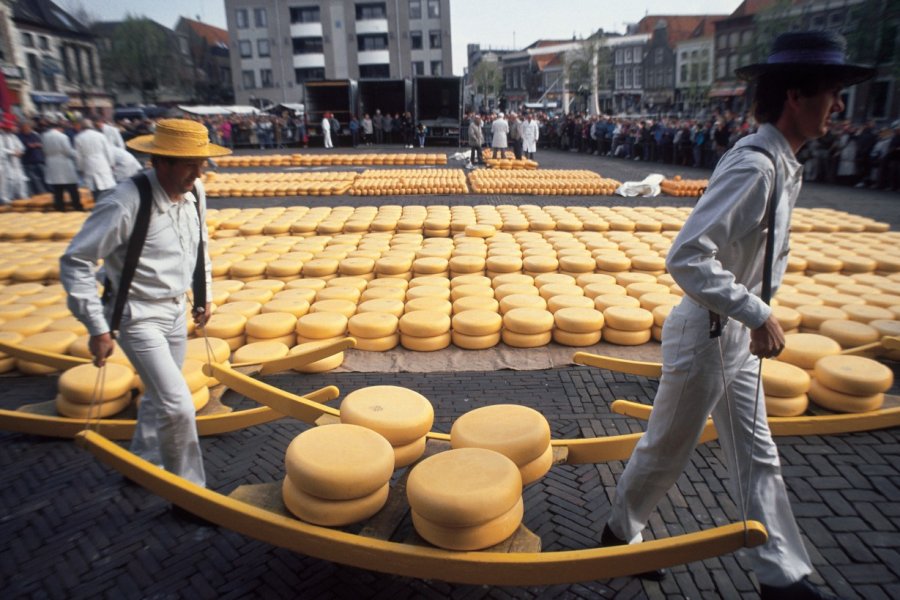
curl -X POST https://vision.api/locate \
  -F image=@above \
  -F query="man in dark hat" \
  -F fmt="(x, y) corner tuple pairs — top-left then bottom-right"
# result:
(600, 31), (873, 599)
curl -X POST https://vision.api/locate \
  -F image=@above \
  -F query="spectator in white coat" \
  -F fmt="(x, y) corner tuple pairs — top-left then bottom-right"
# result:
(112, 147), (145, 182)
(490, 112), (509, 159)
(0, 115), (28, 203)
(321, 113), (333, 149)
(74, 119), (116, 200)
(42, 119), (83, 211)
(522, 113), (540, 160)
(96, 115), (125, 150)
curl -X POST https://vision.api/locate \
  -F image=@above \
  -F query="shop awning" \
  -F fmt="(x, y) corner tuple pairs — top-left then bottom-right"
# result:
(30, 92), (69, 104)
(709, 83), (747, 98)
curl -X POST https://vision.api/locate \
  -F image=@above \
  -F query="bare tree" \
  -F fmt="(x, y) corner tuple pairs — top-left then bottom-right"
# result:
(470, 60), (503, 111)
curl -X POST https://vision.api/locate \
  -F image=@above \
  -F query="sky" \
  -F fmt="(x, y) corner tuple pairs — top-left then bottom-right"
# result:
(66, 0), (744, 75)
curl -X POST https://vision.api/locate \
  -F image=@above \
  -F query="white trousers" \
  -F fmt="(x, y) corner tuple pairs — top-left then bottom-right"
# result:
(118, 296), (206, 487)
(323, 130), (333, 148)
(607, 300), (813, 587)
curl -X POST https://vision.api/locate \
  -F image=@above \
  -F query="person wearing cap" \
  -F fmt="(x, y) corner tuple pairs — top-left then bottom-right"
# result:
(42, 118), (83, 211)
(601, 32), (873, 599)
(60, 119), (230, 491)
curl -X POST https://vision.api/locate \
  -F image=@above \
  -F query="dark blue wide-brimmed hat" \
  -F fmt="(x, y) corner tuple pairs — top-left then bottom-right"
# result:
(736, 31), (875, 85)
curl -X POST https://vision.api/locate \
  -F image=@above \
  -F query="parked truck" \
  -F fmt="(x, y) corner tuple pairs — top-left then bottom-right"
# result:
(413, 76), (462, 146)
(303, 79), (358, 145)
(357, 79), (411, 126)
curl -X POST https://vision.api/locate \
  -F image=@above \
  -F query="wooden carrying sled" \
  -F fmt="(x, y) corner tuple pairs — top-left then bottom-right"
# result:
(572, 336), (900, 436)
(0, 338), (355, 439)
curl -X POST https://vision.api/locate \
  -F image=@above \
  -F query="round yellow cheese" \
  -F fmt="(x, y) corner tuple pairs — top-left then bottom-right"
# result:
(453, 296), (500, 315)
(296, 312), (348, 339)
(761, 359), (811, 397)
(261, 299), (311, 318)
(309, 299), (357, 319)
(289, 341), (344, 372)
(451, 330), (501, 350)
(357, 298), (405, 318)
(284, 423), (395, 500)
(354, 333), (399, 352)
(185, 337), (231, 364)
(594, 294), (641, 312)
(204, 313), (247, 339)
(302, 258), (340, 277)
(55, 392), (132, 419)
(870, 319), (900, 338)
(602, 327), (652, 346)
(778, 333), (841, 369)
(411, 497), (523, 551)
(17, 331), (79, 375)
(399, 310), (451, 337)
(407, 447), (522, 527)
(503, 308), (554, 334)
(808, 379), (884, 413)
(499, 294), (547, 314)
(552, 329), (602, 346)
(452, 310), (502, 336)
(603, 306), (654, 331)
(0, 315), (52, 336)
(227, 287), (274, 304)
(547, 295), (594, 313)
(519, 443), (553, 486)
(58, 362), (134, 404)
(282, 476), (389, 526)
(842, 303), (894, 324)
(795, 305), (849, 330)
(400, 332), (451, 351)
(316, 286), (362, 303)
(232, 341), (289, 365)
(766, 393), (809, 417)
(340, 385), (434, 445)
(181, 358), (208, 393)
(450, 404), (550, 466)
(813, 355), (893, 396)
(215, 300), (263, 318)
(192, 385), (210, 412)
(348, 312), (399, 338)
(818, 319), (879, 349)
(392, 435), (427, 469)
(554, 307), (604, 333)
(501, 329), (552, 348)
(492, 273), (534, 289)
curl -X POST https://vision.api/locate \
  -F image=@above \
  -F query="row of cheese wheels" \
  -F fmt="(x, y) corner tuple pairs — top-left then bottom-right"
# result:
(468, 170), (621, 196)
(214, 153), (449, 168)
(202, 171), (358, 198)
(1, 189), (95, 213)
(763, 335), (894, 415)
(348, 169), (470, 196)
(659, 176), (708, 197)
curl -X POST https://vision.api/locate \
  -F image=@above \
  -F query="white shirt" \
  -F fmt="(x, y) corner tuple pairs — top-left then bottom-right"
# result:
(111, 148), (144, 182)
(101, 123), (125, 149)
(666, 124), (802, 330)
(75, 128), (116, 191)
(60, 171), (212, 336)
(42, 128), (78, 184)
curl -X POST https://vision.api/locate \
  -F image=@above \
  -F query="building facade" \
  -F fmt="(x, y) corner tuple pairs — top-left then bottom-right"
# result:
(176, 17), (234, 105)
(675, 36), (715, 115)
(224, 0), (452, 106)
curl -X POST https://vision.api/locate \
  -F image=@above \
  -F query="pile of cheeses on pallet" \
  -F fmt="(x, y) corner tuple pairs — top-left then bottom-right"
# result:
(467, 169), (620, 195)
(281, 385), (554, 551)
(348, 169), (469, 196)
(202, 172), (357, 198)
(213, 153), (448, 168)
(1, 189), (94, 213)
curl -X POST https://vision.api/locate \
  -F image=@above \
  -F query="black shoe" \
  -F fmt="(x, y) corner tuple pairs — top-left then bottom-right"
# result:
(759, 577), (839, 600)
(600, 524), (668, 581)
(171, 504), (214, 527)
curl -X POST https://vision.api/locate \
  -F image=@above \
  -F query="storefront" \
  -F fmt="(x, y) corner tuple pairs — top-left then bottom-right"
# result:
(30, 92), (70, 115)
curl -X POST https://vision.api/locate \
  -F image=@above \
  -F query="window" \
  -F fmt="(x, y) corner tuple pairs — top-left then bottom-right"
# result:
(427, 0), (440, 18)
(27, 54), (42, 89)
(615, 69), (623, 89)
(740, 53), (751, 67)
(358, 34), (388, 51)
(255, 8), (267, 28)
(717, 34), (726, 49)
(293, 37), (323, 54)
(430, 60), (442, 76)
(295, 67), (325, 82)
(86, 47), (96, 85)
(729, 32), (739, 48)
(409, 0), (422, 19)
(258, 39), (270, 57)
(634, 66), (642, 87)
(290, 6), (320, 23)
(690, 63), (699, 83)
(728, 53), (738, 75)
(260, 68), (273, 87)
(360, 64), (390, 78)
(239, 40), (252, 58)
(410, 31), (423, 49)
(829, 12), (844, 29)
(39, 36), (49, 50)
(60, 45), (71, 82)
(220, 66), (231, 82)
(412, 61), (425, 75)
(701, 48), (709, 58)
(717, 56), (727, 78)
(680, 63), (688, 83)
(812, 15), (825, 30)
(236, 9), (249, 29)
(242, 69), (256, 89)
(22, 32), (34, 47)
(356, 3), (387, 20)
(428, 30), (441, 49)
(615, 50), (622, 65)
(654, 48), (663, 64)
(624, 67), (632, 88)
(700, 63), (709, 82)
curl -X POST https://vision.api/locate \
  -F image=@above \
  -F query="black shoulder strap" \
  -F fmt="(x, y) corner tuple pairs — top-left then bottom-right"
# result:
(106, 173), (154, 335)
(191, 185), (206, 311)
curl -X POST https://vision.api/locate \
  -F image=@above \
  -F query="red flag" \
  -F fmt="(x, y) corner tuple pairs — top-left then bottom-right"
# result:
(0, 69), (11, 113)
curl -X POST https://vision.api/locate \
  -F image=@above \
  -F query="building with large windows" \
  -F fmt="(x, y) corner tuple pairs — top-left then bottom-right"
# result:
(224, 0), (452, 106)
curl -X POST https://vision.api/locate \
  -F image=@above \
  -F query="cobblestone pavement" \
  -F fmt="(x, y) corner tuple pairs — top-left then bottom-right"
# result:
(1, 146), (898, 599)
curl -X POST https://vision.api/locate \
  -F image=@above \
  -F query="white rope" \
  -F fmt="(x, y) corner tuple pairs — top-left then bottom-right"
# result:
(84, 362), (107, 433)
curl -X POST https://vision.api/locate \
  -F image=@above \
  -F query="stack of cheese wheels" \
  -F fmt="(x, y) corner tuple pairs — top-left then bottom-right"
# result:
(776, 333), (841, 375)
(293, 313), (348, 372)
(204, 312), (248, 351)
(347, 312), (400, 351)
(55, 362), (134, 418)
(450, 404), (552, 486)
(184, 337), (231, 387)
(553, 307), (605, 346)
(0, 331), (24, 373)
(772, 305), (802, 334)
(340, 386), (434, 468)
(282, 423), (394, 526)
(406, 447), (524, 550)
(761, 359), (811, 417)
(651, 304), (676, 342)
(245, 312), (298, 347)
(602, 306), (654, 346)
(809, 355), (892, 413)
(502, 307), (554, 348)
(232, 340), (290, 366)
(451, 309), (503, 349)
(399, 309), (451, 351)
(180, 358), (211, 411)
(17, 331), (79, 375)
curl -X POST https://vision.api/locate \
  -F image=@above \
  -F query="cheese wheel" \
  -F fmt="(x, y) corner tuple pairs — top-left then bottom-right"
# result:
(626, 282), (670, 299)
(55, 392), (132, 419)
(552, 329), (602, 346)
(492, 273), (534, 288)
(651, 324), (663, 342)
(778, 333), (841, 369)
(554, 307), (604, 333)
(348, 312), (399, 338)
(808, 379), (884, 413)
(451, 330), (501, 350)
(360, 286), (407, 303)
(282, 476), (389, 526)
(192, 385), (210, 412)
(316, 286), (362, 303)
(761, 359), (811, 397)
(583, 283), (627, 299)
(309, 299), (357, 318)
(289, 341), (344, 372)
(411, 497), (524, 551)
(302, 258), (340, 277)
(813, 355), (893, 396)
(818, 319), (879, 348)
(284, 423), (395, 500)
(17, 331), (79, 375)
(771, 305), (803, 331)
(449, 284), (494, 303)
(820, 293), (865, 308)
(261, 299), (311, 318)
(357, 299), (405, 319)
(0, 330), (24, 361)
(399, 310), (451, 337)
(216, 300), (263, 318)
(392, 435), (427, 468)
(503, 308), (554, 334)
(227, 287), (274, 304)
(485, 255), (523, 273)
(494, 284), (539, 301)
(501, 329), (552, 348)
(296, 312), (348, 339)
(221, 334), (246, 351)
(765, 393), (809, 417)
(58, 362), (135, 404)
(0, 303), (37, 321)
(406, 285), (451, 302)
(448, 255), (486, 274)
(452, 296), (500, 314)
(407, 447), (522, 527)
(796, 305), (849, 330)
(451, 404), (550, 466)
(354, 333), (399, 352)
(499, 294), (547, 314)
(869, 319), (900, 338)
(452, 310), (502, 336)
(181, 358), (209, 393)
(232, 341), (289, 365)
(603, 306), (653, 331)
(652, 304), (675, 327)
(1, 315), (52, 336)
(602, 327), (652, 346)
(400, 332), (451, 351)
(340, 385), (434, 445)
(450, 274), (492, 288)
(775, 293), (823, 309)
(45, 316), (87, 335)
(842, 303), (894, 324)
(404, 297), (453, 316)
(594, 294), (641, 312)
(519, 443), (553, 485)
(202, 312), (247, 339)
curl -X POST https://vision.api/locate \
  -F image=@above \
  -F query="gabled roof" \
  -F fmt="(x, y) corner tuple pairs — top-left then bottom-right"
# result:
(13, 0), (93, 37)
(178, 17), (229, 49)
(636, 15), (728, 45)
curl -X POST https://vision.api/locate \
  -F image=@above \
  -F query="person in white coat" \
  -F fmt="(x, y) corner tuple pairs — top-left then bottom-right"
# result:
(96, 115), (125, 150)
(321, 113), (333, 149)
(112, 147), (144, 182)
(0, 116), (28, 203)
(521, 113), (540, 160)
(74, 119), (116, 200)
(490, 113), (509, 158)
(601, 31), (874, 600)
(42, 119), (83, 211)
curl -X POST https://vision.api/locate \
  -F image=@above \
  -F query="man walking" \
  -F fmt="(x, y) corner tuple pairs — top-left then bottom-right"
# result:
(42, 118), (82, 211)
(74, 118), (116, 201)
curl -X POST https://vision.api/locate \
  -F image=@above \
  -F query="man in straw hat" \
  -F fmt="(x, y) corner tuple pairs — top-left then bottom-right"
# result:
(600, 32), (873, 599)
(61, 119), (230, 496)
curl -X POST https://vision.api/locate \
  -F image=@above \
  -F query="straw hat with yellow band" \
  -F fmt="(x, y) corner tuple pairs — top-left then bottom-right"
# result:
(126, 118), (231, 158)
